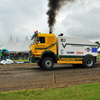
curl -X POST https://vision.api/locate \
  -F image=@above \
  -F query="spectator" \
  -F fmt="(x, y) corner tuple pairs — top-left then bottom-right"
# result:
(0, 49), (2, 61)
(15, 52), (18, 60)
(18, 52), (22, 59)
(2, 50), (7, 60)
(10, 53), (13, 60)
(22, 52), (25, 60)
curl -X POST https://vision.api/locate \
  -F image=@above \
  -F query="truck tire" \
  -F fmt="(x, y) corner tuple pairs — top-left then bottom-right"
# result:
(83, 55), (95, 68)
(42, 57), (54, 70)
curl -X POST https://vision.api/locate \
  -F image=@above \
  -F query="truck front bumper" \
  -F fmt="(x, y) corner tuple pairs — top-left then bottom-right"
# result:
(29, 56), (40, 63)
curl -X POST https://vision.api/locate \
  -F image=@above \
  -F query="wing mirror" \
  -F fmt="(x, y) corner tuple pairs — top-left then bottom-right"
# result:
(36, 37), (40, 44)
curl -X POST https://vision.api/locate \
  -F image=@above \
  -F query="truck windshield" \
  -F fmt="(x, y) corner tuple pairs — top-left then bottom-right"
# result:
(31, 32), (37, 44)
(32, 37), (36, 44)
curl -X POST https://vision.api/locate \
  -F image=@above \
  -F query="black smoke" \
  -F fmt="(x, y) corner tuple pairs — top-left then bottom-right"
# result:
(47, 0), (76, 33)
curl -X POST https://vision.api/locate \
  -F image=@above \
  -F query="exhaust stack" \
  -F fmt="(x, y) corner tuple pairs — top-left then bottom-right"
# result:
(49, 31), (52, 34)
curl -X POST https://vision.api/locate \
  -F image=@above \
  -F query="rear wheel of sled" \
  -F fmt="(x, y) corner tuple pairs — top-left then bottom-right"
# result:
(83, 55), (95, 68)
(42, 57), (54, 70)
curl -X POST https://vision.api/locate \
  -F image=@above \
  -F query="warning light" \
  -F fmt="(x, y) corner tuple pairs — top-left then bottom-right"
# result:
(36, 30), (38, 33)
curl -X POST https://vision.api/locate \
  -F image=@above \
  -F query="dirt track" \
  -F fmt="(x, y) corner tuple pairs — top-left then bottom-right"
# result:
(0, 62), (100, 92)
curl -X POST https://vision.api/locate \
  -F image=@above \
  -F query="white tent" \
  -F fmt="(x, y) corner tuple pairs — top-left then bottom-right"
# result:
(0, 36), (32, 52)
(0, 36), (16, 51)
(10, 36), (32, 52)
(21, 36), (32, 52)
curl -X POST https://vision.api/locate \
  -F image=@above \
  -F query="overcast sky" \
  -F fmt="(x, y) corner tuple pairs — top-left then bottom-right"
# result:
(0, 0), (100, 47)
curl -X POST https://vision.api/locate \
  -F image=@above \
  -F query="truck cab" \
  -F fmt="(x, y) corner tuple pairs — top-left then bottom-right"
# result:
(29, 30), (57, 69)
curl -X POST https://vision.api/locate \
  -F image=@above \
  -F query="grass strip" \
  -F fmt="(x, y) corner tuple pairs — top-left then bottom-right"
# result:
(97, 56), (100, 58)
(13, 59), (29, 62)
(0, 82), (100, 100)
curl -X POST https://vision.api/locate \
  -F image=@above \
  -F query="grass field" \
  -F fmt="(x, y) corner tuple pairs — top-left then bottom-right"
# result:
(13, 59), (29, 62)
(0, 82), (100, 100)
(97, 56), (100, 58)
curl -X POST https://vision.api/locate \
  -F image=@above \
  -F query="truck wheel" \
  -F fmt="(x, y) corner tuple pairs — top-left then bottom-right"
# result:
(42, 57), (54, 69)
(83, 55), (95, 68)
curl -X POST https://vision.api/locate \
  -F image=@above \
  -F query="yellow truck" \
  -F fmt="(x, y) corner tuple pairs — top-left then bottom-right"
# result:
(29, 30), (97, 70)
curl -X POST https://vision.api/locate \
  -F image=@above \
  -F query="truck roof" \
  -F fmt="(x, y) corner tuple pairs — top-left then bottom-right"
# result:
(58, 36), (97, 46)
(38, 33), (55, 37)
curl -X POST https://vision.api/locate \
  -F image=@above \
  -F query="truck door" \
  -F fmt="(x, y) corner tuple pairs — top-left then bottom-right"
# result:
(35, 37), (46, 56)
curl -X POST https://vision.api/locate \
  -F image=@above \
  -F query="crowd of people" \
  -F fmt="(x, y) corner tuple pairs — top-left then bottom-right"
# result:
(10, 52), (29, 60)
(0, 50), (29, 60)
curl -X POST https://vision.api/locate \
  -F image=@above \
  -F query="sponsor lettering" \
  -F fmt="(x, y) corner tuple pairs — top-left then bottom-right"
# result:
(62, 43), (84, 48)
(92, 47), (97, 53)
(85, 48), (91, 52)
(76, 52), (83, 54)
(67, 52), (74, 54)
(61, 58), (82, 61)
(62, 43), (66, 48)
(61, 39), (66, 42)
(61, 49), (63, 54)
(61, 58), (75, 61)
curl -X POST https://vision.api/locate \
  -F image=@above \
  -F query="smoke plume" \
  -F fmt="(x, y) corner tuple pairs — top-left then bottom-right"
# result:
(47, 0), (76, 33)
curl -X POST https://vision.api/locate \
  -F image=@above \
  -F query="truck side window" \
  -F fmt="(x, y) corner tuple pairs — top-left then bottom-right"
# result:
(37, 37), (45, 43)
(40, 37), (45, 43)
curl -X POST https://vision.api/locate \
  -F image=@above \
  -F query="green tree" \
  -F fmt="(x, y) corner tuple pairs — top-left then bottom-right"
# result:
(95, 41), (100, 48)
